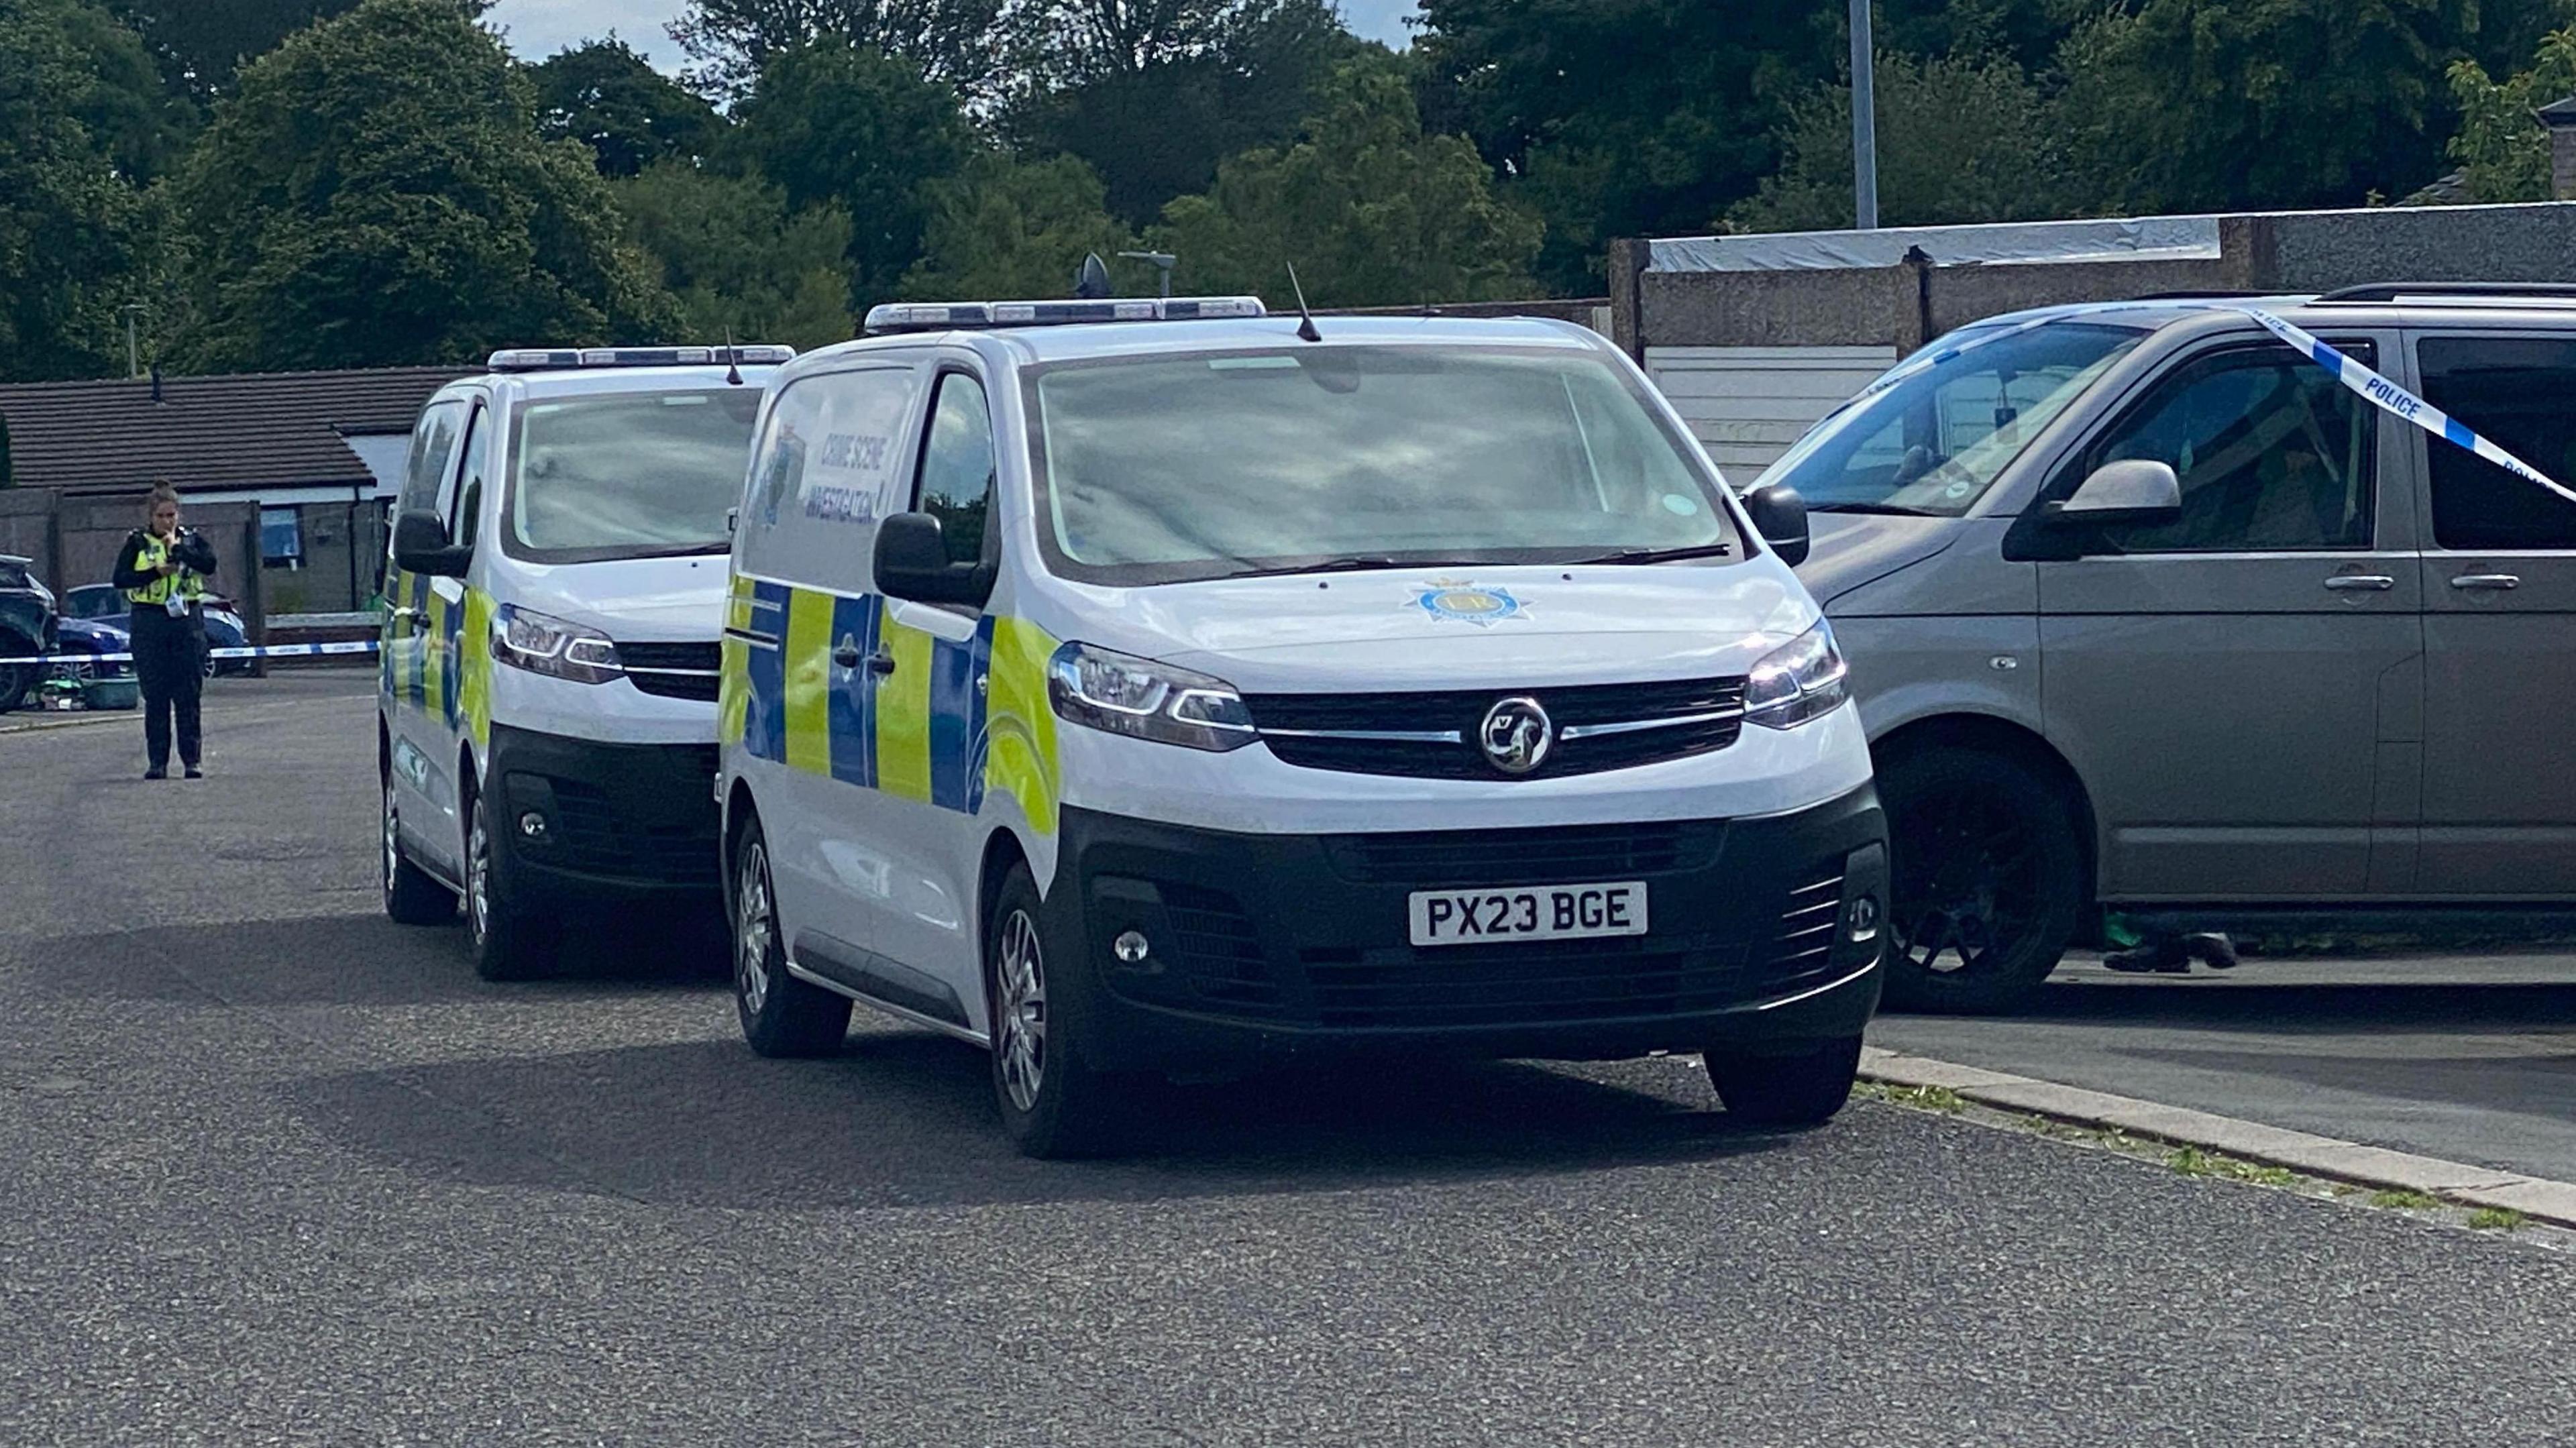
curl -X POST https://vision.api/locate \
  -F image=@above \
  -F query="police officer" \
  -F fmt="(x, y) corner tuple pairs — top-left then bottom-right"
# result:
(112, 484), (219, 779)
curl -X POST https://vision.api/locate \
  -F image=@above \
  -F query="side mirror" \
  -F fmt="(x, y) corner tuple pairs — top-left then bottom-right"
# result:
(1743, 484), (1811, 568)
(873, 512), (994, 608)
(2043, 459), (2182, 527)
(391, 511), (470, 578)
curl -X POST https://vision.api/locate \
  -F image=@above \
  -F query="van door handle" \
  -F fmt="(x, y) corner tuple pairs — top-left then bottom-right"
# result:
(865, 649), (897, 677)
(832, 639), (861, 669)
(2450, 573), (2521, 591)
(2323, 574), (2394, 592)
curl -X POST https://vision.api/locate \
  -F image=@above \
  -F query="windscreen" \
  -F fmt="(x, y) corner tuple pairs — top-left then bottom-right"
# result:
(1757, 321), (2145, 516)
(1028, 345), (1737, 586)
(507, 388), (763, 559)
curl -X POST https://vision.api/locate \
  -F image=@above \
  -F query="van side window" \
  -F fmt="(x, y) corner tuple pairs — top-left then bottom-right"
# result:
(914, 374), (995, 569)
(447, 404), (491, 549)
(737, 365), (922, 590)
(398, 402), (464, 522)
(2076, 343), (2375, 553)
(2418, 335), (2576, 551)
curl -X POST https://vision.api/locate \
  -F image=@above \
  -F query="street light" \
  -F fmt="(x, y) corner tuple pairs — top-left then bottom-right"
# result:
(1120, 250), (1178, 299)
(1849, 0), (1879, 231)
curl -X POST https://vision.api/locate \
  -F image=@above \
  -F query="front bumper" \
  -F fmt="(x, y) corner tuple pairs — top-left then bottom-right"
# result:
(1048, 784), (1888, 1070)
(486, 723), (722, 900)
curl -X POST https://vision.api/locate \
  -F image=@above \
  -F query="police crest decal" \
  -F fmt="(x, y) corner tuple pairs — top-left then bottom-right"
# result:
(1411, 581), (1528, 627)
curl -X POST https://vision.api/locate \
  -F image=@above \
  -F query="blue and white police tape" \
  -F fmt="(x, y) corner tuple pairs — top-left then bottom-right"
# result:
(0, 639), (381, 667)
(1829, 297), (2576, 507)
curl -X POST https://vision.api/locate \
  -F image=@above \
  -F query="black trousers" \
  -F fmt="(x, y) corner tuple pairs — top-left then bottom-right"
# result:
(130, 607), (204, 770)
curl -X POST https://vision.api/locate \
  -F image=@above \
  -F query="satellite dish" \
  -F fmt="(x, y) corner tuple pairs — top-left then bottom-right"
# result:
(1073, 253), (1112, 300)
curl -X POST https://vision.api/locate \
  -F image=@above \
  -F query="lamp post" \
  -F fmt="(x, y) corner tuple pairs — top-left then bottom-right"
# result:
(1120, 250), (1178, 298)
(1849, 0), (1879, 231)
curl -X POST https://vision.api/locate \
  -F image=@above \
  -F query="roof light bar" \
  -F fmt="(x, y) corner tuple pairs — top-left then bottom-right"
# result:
(862, 296), (1266, 335)
(485, 344), (797, 372)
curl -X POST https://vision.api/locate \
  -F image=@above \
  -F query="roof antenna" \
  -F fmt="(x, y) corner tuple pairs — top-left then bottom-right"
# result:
(150, 363), (164, 404)
(1073, 253), (1112, 300)
(1287, 262), (1322, 343)
(722, 327), (743, 386)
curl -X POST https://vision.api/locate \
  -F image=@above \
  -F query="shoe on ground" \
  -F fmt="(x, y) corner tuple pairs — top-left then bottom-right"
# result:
(183, 767), (204, 779)
(144, 767), (166, 781)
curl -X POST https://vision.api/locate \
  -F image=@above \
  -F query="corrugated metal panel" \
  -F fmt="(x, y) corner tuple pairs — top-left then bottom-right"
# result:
(1646, 345), (1894, 478)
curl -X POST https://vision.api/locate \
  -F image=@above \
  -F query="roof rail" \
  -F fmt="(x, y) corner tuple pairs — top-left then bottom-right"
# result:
(2132, 289), (2276, 300)
(2312, 282), (2576, 304)
(485, 345), (796, 372)
(863, 296), (1266, 335)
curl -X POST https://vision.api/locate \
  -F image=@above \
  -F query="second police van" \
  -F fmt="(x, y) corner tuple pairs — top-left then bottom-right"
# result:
(379, 345), (791, 978)
(718, 298), (1888, 1155)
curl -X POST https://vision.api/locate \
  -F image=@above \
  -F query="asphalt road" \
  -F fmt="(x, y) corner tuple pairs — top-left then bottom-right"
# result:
(7, 675), (2576, 1445)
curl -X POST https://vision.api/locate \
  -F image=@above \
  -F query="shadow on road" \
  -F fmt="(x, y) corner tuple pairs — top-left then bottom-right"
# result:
(281, 1030), (1795, 1211)
(7, 911), (725, 1008)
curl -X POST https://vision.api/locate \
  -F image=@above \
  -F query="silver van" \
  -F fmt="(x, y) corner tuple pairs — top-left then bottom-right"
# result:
(1752, 285), (2576, 1011)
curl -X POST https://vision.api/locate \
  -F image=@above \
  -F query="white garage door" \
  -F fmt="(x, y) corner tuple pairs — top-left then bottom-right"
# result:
(1646, 345), (1896, 483)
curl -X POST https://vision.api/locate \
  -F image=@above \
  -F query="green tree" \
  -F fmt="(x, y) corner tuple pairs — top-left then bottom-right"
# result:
(1413, 0), (1837, 294)
(2052, 0), (2517, 214)
(616, 161), (855, 351)
(170, 0), (675, 371)
(669, 0), (1006, 95)
(1002, 0), (1362, 228)
(0, 0), (158, 382)
(2444, 25), (2576, 203)
(902, 151), (1137, 300)
(1730, 49), (2078, 234)
(529, 37), (720, 177)
(1147, 60), (1542, 307)
(106, 0), (400, 98)
(731, 41), (973, 311)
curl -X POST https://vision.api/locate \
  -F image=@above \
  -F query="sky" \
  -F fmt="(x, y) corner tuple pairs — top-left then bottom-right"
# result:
(482, 1), (1422, 72)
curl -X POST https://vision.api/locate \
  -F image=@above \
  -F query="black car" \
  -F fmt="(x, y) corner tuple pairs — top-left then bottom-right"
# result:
(62, 582), (254, 677)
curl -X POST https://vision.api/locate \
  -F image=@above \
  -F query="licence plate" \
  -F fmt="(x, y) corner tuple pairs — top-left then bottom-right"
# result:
(1407, 882), (1650, 947)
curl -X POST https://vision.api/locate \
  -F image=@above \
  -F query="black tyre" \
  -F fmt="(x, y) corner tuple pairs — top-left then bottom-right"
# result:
(466, 783), (555, 982)
(987, 862), (1132, 1159)
(1878, 745), (2086, 1014)
(1705, 1035), (1863, 1127)
(381, 779), (455, 926)
(0, 659), (30, 714)
(730, 818), (850, 1057)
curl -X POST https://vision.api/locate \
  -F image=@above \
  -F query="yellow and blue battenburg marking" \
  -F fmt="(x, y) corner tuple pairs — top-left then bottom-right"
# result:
(731, 578), (1023, 822)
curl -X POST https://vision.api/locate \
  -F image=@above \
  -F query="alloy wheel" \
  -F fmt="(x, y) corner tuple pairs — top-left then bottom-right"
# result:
(995, 909), (1046, 1113)
(467, 807), (491, 946)
(736, 841), (775, 1017)
(380, 784), (400, 899)
(1893, 785), (2041, 977)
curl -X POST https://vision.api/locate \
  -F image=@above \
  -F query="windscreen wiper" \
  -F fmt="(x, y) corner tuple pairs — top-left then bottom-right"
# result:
(1226, 557), (1489, 579)
(1568, 543), (1736, 565)
(1807, 501), (1939, 516)
(619, 542), (733, 560)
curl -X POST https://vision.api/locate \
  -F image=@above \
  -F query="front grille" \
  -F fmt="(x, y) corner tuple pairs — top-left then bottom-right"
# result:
(1746, 872), (1846, 994)
(1325, 820), (1723, 890)
(1244, 676), (1746, 780)
(1296, 936), (1739, 1029)
(539, 747), (720, 887)
(1159, 884), (1287, 1017)
(616, 640), (721, 702)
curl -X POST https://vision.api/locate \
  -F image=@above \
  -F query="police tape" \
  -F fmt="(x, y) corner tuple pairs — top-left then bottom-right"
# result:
(0, 639), (382, 667)
(1832, 298), (2576, 506)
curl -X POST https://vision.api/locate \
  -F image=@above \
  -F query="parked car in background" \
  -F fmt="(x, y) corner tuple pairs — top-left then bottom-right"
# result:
(1762, 284), (2576, 1011)
(64, 581), (252, 676)
(0, 555), (53, 712)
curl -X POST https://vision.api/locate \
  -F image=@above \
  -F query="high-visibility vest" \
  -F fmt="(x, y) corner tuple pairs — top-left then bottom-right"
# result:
(125, 533), (208, 608)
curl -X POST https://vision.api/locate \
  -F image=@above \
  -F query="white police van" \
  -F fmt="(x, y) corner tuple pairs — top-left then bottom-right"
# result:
(716, 298), (1885, 1155)
(379, 345), (792, 979)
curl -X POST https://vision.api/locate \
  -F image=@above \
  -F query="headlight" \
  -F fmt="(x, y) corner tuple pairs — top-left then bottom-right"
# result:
(1743, 620), (1849, 729)
(491, 604), (621, 685)
(1046, 642), (1256, 752)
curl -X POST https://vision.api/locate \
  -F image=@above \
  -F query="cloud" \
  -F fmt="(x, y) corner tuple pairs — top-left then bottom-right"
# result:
(482, 0), (1419, 72)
